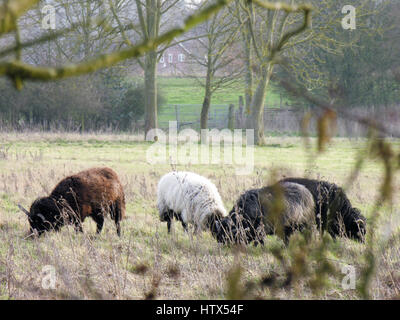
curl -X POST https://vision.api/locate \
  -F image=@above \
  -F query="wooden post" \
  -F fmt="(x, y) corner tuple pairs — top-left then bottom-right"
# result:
(80, 113), (84, 134)
(228, 104), (235, 130)
(238, 96), (244, 128)
(175, 105), (180, 131)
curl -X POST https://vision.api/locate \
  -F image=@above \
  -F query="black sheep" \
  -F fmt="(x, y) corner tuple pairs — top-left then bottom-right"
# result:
(18, 167), (126, 237)
(280, 178), (366, 242)
(214, 181), (315, 245)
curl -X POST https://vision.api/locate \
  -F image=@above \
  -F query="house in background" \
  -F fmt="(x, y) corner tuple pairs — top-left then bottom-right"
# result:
(157, 43), (204, 76)
(128, 37), (242, 78)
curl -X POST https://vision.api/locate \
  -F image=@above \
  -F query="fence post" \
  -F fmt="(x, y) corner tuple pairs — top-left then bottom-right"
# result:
(228, 104), (235, 130)
(175, 105), (180, 131)
(80, 113), (85, 134)
(238, 96), (244, 128)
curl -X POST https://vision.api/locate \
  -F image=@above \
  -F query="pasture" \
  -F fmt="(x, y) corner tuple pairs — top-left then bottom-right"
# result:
(156, 77), (287, 106)
(133, 77), (291, 126)
(0, 132), (399, 299)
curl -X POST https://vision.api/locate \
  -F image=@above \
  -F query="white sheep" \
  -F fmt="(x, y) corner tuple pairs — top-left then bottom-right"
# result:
(157, 171), (227, 234)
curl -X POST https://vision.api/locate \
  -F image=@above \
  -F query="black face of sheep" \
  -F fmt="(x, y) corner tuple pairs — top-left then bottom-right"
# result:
(214, 212), (262, 245)
(213, 218), (238, 244)
(219, 190), (265, 245)
(19, 198), (63, 236)
(345, 208), (366, 242)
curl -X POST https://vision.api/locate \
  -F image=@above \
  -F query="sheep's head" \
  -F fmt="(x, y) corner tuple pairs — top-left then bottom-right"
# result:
(213, 212), (252, 245)
(213, 216), (236, 243)
(347, 208), (366, 242)
(19, 197), (62, 236)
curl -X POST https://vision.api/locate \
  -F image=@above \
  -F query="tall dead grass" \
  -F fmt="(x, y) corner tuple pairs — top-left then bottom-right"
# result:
(0, 133), (399, 299)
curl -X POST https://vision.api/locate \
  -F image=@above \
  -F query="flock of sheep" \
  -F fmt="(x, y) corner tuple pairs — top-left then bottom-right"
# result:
(17, 167), (367, 245)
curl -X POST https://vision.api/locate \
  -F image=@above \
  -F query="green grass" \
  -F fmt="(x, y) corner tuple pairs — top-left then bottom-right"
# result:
(128, 77), (290, 125)
(157, 77), (287, 106)
(0, 132), (399, 299)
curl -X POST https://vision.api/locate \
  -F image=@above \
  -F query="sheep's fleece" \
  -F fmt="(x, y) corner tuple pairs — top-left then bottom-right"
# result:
(157, 171), (227, 230)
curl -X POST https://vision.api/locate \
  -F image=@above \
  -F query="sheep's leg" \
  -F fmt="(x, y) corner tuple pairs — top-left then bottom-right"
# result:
(164, 210), (174, 233)
(96, 217), (104, 234)
(91, 212), (104, 234)
(283, 226), (293, 246)
(175, 213), (188, 233)
(73, 220), (83, 233)
(253, 238), (264, 247)
(112, 201), (123, 237)
(167, 219), (172, 233)
(116, 222), (121, 237)
(68, 208), (83, 233)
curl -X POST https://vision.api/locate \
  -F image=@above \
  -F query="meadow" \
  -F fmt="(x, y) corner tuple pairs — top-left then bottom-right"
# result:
(132, 77), (291, 126)
(0, 132), (399, 299)
(156, 77), (287, 106)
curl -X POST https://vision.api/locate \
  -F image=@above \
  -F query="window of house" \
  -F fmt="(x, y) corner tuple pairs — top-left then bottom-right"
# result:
(168, 54), (173, 63)
(160, 55), (164, 63)
(178, 54), (185, 62)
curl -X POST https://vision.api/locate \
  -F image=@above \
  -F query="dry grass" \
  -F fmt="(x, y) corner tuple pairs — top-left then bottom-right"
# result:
(0, 132), (399, 300)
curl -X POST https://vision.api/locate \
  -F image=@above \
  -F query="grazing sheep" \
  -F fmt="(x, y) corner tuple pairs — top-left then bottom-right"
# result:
(157, 171), (227, 234)
(18, 167), (125, 236)
(279, 177), (366, 242)
(214, 181), (315, 245)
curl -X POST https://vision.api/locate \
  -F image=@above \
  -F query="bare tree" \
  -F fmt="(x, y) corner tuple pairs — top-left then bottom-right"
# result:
(180, 2), (242, 129)
(238, 1), (311, 145)
(0, 0), (235, 85)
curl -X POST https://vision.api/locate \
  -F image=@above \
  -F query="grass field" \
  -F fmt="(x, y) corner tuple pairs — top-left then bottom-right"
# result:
(130, 77), (290, 126)
(157, 77), (286, 106)
(0, 132), (399, 299)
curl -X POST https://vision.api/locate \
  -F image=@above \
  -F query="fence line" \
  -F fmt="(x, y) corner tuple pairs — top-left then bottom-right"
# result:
(2, 103), (399, 137)
(159, 103), (400, 137)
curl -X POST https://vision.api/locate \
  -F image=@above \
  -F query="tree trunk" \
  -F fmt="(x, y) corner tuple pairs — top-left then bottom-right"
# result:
(200, 65), (212, 130)
(242, 4), (254, 129)
(251, 64), (273, 145)
(200, 88), (212, 130)
(243, 32), (253, 116)
(144, 51), (158, 133)
(228, 104), (235, 130)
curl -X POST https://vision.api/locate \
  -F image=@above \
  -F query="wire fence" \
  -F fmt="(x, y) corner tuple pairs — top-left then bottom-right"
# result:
(158, 104), (230, 130)
(1, 103), (399, 137)
(159, 103), (306, 132)
(158, 103), (400, 137)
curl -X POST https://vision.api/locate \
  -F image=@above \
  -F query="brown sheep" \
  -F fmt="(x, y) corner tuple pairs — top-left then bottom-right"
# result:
(18, 167), (126, 236)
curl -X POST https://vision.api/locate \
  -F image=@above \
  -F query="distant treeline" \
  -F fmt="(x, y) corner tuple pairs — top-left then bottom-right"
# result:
(0, 71), (165, 132)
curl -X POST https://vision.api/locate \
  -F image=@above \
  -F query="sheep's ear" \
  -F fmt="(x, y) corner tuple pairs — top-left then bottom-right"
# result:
(17, 204), (30, 216)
